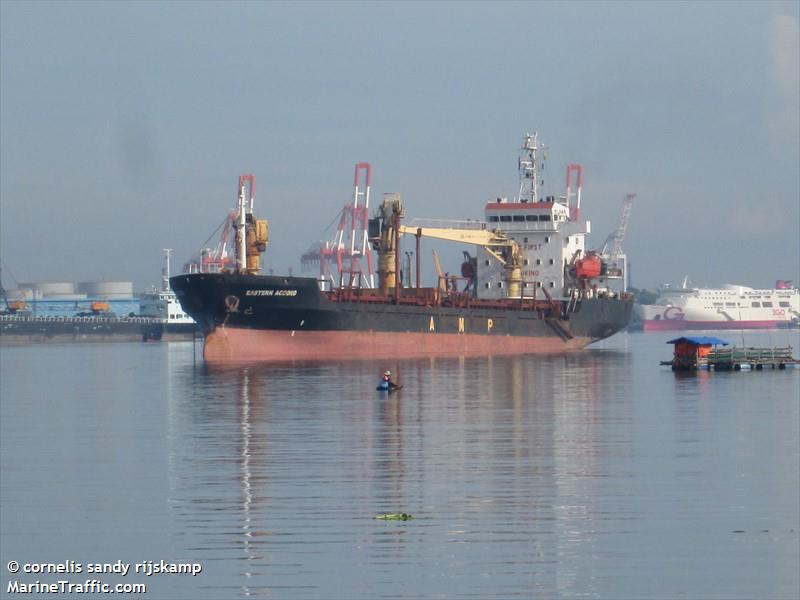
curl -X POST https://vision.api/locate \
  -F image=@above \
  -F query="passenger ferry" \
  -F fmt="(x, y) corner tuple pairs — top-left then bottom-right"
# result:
(635, 280), (800, 331)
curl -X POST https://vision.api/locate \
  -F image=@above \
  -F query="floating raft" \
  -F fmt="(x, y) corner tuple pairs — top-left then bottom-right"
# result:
(661, 336), (800, 371)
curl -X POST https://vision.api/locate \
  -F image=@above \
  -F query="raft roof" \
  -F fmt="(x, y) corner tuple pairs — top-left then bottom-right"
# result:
(666, 336), (729, 346)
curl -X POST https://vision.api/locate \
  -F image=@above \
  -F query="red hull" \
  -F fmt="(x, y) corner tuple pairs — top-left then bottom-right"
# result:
(203, 327), (589, 362)
(642, 319), (789, 332)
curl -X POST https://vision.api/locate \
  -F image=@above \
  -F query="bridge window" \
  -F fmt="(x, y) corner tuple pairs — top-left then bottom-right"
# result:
(751, 302), (760, 307)
(762, 301), (773, 307)
(488, 216), (499, 222)
(513, 215), (525, 222)
(526, 215), (538, 222)
(779, 301), (790, 307)
(539, 215), (551, 222)
(499, 215), (512, 222)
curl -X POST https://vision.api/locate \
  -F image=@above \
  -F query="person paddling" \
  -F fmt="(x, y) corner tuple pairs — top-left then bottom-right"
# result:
(377, 370), (401, 391)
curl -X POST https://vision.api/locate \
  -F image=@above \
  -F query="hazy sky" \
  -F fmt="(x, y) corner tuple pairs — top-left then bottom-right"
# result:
(1, 1), (798, 292)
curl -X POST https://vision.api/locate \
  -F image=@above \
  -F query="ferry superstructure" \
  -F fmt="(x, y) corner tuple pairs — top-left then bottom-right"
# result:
(635, 281), (800, 331)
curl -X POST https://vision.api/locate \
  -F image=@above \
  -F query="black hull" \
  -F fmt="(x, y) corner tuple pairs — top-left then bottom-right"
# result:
(171, 273), (632, 360)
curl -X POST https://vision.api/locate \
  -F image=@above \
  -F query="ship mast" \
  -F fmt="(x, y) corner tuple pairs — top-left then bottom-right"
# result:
(518, 132), (546, 203)
(161, 249), (172, 292)
(233, 174), (269, 275)
(235, 178), (250, 273)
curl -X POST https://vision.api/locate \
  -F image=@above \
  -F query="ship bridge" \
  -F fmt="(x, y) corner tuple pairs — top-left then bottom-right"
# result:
(484, 199), (570, 230)
(478, 200), (589, 300)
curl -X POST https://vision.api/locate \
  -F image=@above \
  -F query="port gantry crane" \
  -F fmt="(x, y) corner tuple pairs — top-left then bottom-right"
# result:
(600, 192), (635, 290)
(183, 211), (236, 274)
(301, 163), (375, 289)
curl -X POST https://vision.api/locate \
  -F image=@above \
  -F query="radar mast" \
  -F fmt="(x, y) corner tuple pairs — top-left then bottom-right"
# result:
(518, 132), (547, 203)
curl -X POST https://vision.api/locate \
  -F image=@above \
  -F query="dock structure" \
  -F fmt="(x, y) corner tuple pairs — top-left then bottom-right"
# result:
(702, 346), (799, 371)
(661, 336), (800, 371)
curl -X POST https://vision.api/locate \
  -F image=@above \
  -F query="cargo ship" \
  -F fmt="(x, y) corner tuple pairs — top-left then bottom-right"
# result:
(171, 134), (633, 362)
(634, 280), (800, 331)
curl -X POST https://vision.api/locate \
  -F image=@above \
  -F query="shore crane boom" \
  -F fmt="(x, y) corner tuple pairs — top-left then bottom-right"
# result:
(601, 193), (635, 260)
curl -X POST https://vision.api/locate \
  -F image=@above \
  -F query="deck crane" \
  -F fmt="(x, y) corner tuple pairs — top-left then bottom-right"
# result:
(600, 193), (635, 290)
(398, 224), (523, 298)
(184, 175), (268, 275)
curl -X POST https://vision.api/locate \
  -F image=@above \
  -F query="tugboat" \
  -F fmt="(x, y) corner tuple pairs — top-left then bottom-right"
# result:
(140, 250), (197, 341)
(172, 133), (633, 362)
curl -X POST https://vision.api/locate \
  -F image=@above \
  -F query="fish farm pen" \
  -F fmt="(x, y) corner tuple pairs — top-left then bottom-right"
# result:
(701, 346), (799, 371)
(661, 336), (800, 371)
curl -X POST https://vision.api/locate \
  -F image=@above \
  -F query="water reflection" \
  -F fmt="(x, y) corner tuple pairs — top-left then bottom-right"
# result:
(164, 349), (631, 597)
(2, 336), (795, 599)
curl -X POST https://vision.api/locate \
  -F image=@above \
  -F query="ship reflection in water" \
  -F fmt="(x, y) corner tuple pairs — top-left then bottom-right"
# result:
(1, 334), (797, 599)
(166, 354), (622, 597)
(161, 337), (791, 599)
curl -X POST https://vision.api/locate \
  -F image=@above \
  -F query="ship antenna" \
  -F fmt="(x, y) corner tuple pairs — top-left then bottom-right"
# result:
(518, 132), (546, 203)
(162, 249), (172, 292)
(235, 176), (250, 274)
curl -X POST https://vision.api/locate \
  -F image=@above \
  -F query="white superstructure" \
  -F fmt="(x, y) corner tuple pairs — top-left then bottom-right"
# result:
(139, 249), (195, 326)
(478, 134), (590, 300)
(635, 282), (800, 331)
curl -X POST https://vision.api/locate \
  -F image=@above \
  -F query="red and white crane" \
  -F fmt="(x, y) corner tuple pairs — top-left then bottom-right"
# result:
(301, 163), (375, 289)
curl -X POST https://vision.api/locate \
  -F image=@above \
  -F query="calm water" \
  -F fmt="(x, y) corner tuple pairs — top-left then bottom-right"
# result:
(1, 331), (798, 599)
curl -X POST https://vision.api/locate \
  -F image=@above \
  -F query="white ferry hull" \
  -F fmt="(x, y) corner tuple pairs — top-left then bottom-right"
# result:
(635, 284), (800, 332)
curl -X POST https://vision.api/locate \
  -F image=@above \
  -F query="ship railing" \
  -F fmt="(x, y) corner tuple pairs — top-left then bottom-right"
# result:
(404, 217), (560, 234)
(405, 218), (487, 231)
(324, 283), (562, 317)
(0, 314), (159, 324)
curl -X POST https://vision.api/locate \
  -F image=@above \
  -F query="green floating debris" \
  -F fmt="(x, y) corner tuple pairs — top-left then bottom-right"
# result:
(374, 513), (413, 521)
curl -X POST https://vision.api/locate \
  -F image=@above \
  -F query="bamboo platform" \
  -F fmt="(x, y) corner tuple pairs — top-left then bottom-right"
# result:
(661, 345), (800, 371)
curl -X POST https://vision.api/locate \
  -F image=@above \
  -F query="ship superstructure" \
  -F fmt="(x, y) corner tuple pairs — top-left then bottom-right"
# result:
(140, 249), (196, 339)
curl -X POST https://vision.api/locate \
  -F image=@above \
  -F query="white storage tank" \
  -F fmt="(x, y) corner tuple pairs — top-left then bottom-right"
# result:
(19, 282), (86, 299)
(77, 281), (134, 299)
